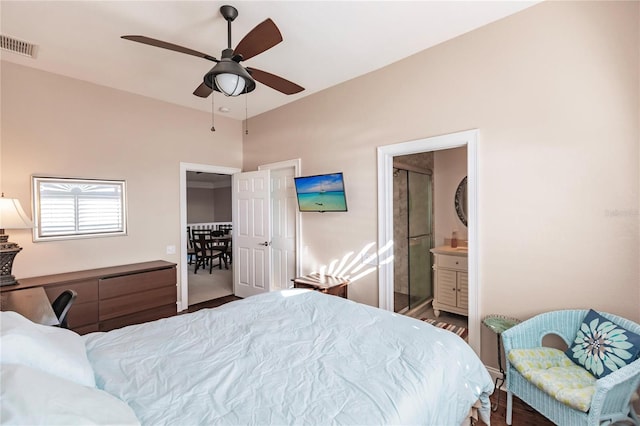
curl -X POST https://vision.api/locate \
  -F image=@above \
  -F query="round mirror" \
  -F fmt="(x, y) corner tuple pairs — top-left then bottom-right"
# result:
(455, 176), (468, 227)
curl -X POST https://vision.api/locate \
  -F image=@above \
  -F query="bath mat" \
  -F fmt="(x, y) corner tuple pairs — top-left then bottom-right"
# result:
(422, 318), (468, 340)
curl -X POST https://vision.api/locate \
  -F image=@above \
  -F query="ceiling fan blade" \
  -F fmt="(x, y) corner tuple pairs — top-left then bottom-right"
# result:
(247, 67), (304, 95)
(193, 82), (213, 98)
(121, 35), (218, 62)
(233, 19), (282, 61)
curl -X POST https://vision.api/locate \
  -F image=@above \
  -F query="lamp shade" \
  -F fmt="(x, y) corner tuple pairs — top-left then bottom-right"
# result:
(215, 73), (246, 97)
(0, 197), (33, 230)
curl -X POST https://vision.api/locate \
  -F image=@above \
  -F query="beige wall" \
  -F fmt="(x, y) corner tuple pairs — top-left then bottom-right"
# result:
(242, 1), (640, 367)
(187, 188), (216, 223)
(213, 187), (232, 222)
(186, 186), (232, 223)
(0, 61), (243, 298)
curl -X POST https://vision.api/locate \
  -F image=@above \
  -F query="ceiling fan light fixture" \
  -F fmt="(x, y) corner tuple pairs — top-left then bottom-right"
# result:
(204, 58), (256, 97)
(216, 73), (246, 96)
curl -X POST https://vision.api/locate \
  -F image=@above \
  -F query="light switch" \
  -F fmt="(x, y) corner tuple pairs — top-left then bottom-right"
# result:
(166, 245), (176, 255)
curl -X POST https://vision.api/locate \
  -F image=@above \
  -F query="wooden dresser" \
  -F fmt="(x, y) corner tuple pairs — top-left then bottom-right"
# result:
(0, 261), (177, 334)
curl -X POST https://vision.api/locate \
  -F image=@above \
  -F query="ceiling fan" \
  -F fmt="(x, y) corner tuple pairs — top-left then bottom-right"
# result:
(121, 5), (304, 98)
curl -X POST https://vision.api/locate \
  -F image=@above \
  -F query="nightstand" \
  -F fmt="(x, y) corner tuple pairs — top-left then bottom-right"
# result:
(292, 273), (349, 299)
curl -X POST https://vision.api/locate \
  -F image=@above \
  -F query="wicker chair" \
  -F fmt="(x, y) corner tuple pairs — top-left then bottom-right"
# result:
(502, 310), (640, 425)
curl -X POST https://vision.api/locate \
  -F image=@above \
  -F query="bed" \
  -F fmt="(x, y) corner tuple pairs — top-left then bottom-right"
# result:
(1, 289), (494, 425)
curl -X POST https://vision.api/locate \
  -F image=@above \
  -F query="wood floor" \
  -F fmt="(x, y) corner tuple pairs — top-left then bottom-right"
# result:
(480, 391), (554, 426)
(187, 295), (553, 425)
(184, 294), (241, 313)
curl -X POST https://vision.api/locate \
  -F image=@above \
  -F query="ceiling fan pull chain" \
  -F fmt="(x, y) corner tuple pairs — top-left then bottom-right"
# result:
(245, 92), (249, 135)
(211, 92), (216, 132)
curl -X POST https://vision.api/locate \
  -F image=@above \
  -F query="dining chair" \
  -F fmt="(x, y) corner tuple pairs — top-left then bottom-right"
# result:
(186, 226), (195, 265)
(191, 228), (212, 239)
(192, 234), (224, 274)
(191, 229), (212, 266)
(208, 234), (229, 270)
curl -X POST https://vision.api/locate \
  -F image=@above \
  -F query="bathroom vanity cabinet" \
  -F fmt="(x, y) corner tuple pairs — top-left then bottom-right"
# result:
(431, 246), (468, 317)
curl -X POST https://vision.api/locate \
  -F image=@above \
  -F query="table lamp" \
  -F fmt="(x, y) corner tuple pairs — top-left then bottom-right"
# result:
(0, 194), (34, 286)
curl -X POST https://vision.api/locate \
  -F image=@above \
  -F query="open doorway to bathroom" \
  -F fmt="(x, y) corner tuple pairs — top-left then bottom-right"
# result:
(397, 147), (468, 333)
(377, 130), (479, 352)
(381, 137), (471, 339)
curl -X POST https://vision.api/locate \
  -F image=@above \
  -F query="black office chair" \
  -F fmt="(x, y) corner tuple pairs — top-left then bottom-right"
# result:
(51, 289), (77, 329)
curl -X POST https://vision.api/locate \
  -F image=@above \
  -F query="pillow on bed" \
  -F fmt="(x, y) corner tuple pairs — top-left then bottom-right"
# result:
(0, 311), (96, 387)
(1, 363), (140, 425)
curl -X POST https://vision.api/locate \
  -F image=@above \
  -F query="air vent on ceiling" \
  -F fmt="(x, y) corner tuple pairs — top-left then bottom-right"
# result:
(1, 35), (38, 58)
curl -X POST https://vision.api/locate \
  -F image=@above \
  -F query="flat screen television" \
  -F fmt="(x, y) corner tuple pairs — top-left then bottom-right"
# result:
(294, 172), (348, 212)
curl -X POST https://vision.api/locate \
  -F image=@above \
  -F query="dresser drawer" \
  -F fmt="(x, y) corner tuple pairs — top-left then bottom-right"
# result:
(73, 323), (100, 335)
(44, 279), (99, 304)
(43, 281), (99, 331)
(99, 268), (175, 300)
(99, 304), (176, 332)
(436, 255), (467, 270)
(66, 301), (99, 329)
(99, 285), (176, 321)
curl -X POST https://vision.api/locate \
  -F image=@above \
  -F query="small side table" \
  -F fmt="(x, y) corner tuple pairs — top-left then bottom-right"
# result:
(482, 314), (521, 412)
(292, 273), (349, 299)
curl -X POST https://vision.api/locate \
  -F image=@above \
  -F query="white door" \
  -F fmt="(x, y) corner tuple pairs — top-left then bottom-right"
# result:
(269, 168), (297, 289)
(233, 170), (272, 298)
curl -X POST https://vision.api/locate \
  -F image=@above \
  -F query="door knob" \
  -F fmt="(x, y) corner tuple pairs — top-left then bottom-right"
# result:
(259, 241), (271, 246)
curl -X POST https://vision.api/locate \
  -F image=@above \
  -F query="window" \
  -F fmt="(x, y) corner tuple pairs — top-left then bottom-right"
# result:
(32, 177), (127, 241)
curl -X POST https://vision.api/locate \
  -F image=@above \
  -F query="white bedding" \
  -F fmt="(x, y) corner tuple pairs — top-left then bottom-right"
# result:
(84, 289), (493, 425)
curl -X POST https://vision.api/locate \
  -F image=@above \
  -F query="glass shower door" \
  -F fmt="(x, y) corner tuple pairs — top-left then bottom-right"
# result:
(407, 171), (433, 308)
(393, 167), (433, 313)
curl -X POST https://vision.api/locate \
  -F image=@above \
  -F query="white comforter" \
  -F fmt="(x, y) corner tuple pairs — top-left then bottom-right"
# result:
(84, 289), (493, 425)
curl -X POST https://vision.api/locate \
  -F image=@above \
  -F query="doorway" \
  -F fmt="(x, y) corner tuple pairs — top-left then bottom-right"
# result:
(179, 160), (300, 310)
(179, 163), (240, 312)
(186, 171), (233, 305)
(377, 129), (479, 354)
(393, 163), (434, 314)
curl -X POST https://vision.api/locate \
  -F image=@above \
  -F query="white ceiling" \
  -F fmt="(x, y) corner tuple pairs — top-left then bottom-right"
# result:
(1, 1), (538, 120)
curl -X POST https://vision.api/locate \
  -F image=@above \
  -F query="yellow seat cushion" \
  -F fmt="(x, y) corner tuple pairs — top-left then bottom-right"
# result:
(508, 347), (596, 412)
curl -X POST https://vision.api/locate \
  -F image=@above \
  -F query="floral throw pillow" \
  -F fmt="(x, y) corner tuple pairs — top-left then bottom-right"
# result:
(566, 309), (640, 379)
